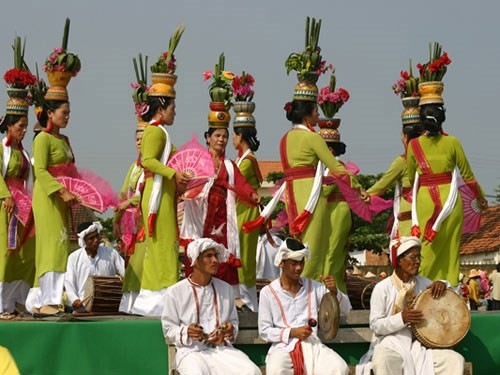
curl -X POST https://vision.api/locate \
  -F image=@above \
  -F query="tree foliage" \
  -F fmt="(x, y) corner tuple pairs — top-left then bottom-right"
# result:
(349, 173), (394, 253)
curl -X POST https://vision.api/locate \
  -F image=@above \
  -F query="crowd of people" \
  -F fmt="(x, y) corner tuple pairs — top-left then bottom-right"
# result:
(0, 17), (493, 375)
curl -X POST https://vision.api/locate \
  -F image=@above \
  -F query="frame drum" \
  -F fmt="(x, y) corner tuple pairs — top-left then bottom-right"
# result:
(411, 288), (470, 349)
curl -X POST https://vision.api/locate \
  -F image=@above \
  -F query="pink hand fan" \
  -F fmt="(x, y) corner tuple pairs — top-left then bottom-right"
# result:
(57, 176), (105, 213)
(168, 135), (214, 189)
(459, 183), (482, 234)
(10, 188), (32, 226)
(334, 174), (392, 222)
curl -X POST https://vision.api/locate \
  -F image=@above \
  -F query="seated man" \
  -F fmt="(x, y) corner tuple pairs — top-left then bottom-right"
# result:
(258, 238), (351, 375)
(357, 236), (465, 375)
(65, 221), (125, 312)
(161, 238), (261, 375)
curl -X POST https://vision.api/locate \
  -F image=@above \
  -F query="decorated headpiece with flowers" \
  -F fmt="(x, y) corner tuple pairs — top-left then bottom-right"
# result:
(417, 42), (451, 83)
(43, 18), (81, 103)
(3, 36), (36, 117)
(204, 53), (234, 108)
(416, 42), (451, 106)
(392, 60), (419, 99)
(318, 71), (350, 119)
(43, 18), (81, 79)
(206, 53), (234, 128)
(285, 17), (332, 102)
(131, 53), (150, 123)
(151, 24), (185, 75)
(392, 60), (422, 126)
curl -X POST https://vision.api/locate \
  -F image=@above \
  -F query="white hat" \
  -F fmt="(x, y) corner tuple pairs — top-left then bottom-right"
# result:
(274, 238), (310, 267)
(187, 238), (229, 267)
(77, 221), (103, 248)
(389, 236), (421, 267)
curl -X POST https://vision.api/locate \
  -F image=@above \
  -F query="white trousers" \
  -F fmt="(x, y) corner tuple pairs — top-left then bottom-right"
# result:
(372, 346), (465, 375)
(0, 280), (30, 313)
(266, 341), (349, 375)
(131, 287), (168, 317)
(239, 284), (258, 312)
(119, 291), (139, 314)
(176, 346), (261, 375)
(25, 272), (65, 312)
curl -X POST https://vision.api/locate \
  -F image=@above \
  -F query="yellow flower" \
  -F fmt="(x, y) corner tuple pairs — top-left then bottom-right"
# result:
(222, 71), (235, 80)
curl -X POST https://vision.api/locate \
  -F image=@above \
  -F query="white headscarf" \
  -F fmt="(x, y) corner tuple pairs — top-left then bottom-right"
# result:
(187, 238), (229, 267)
(77, 221), (103, 248)
(274, 238), (310, 267)
(389, 236), (421, 268)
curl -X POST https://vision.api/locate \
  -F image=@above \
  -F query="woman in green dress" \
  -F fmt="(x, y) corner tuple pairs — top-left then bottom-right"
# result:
(115, 123), (147, 313)
(407, 104), (487, 285)
(0, 110), (36, 316)
(281, 98), (368, 281)
(232, 125), (262, 312)
(26, 96), (79, 315)
(133, 83), (190, 316)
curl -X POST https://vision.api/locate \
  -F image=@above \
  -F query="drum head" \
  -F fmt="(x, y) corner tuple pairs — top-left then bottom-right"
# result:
(318, 293), (340, 340)
(411, 289), (471, 349)
(82, 275), (96, 312)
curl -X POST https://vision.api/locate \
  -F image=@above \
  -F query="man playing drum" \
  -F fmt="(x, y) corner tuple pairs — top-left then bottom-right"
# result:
(356, 236), (465, 375)
(161, 238), (260, 375)
(64, 221), (125, 312)
(258, 238), (351, 375)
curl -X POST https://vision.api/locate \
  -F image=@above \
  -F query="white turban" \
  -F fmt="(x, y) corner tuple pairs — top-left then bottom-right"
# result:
(187, 238), (229, 267)
(77, 221), (103, 248)
(274, 238), (310, 267)
(389, 236), (421, 267)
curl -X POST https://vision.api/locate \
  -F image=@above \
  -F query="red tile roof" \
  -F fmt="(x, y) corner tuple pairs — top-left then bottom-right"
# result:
(258, 161), (283, 181)
(460, 205), (500, 255)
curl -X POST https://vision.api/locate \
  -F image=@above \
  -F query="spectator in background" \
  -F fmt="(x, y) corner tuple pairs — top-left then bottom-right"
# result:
(488, 263), (500, 311)
(467, 269), (481, 311)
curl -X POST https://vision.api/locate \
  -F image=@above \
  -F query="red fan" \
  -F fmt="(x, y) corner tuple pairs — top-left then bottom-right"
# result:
(459, 183), (482, 234)
(57, 176), (105, 213)
(168, 135), (214, 190)
(10, 188), (32, 226)
(335, 175), (393, 222)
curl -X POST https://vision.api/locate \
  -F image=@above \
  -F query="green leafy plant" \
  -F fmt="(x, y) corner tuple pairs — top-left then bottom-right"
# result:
(285, 17), (329, 83)
(43, 18), (81, 76)
(204, 53), (234, 108)
(131, 53), (149, 116)
(151, 24), (185, 74)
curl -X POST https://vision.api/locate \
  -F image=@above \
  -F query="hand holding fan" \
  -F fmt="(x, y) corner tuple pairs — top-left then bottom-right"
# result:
(167, 135), (214, 189)
(459, 182), (482, 234)
(10, 188), (32, 226)
(57, 176), (105, 213)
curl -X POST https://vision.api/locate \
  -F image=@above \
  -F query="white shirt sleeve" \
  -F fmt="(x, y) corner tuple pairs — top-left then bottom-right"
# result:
(114, 251), (125, 277)
(369, 281), (406, 336)
(161, 286), (192, 347)
(64, 251), (80, 304)
(258, 287), (291, 344)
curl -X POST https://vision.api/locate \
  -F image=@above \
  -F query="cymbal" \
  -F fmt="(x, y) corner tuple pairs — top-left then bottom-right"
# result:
(318, 292), (340, 340)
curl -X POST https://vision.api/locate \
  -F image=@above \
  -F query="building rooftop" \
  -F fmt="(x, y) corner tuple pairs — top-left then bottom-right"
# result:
(460, 205), (500, 255)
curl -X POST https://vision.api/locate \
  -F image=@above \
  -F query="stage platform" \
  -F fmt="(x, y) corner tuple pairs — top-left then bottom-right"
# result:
(0, 311), (499, 375)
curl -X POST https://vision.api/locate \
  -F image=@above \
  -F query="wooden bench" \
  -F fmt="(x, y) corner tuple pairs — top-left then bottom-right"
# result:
(167, 310), (472, 375)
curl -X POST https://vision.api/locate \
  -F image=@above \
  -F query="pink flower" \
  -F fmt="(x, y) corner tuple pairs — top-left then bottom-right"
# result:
(130, 82), (140, 89)
(203, 70), (212, 81)
(54, 47), (63, 54)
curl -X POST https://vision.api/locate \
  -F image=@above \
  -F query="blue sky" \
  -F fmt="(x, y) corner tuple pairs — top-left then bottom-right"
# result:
(1, 0), (499, 214)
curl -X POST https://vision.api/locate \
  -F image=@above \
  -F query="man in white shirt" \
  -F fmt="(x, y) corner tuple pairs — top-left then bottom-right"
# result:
(258, 238), (351, 375)
(161, 238), (261, 375)
(65, 221), (125, 312)
(356, 236), (465, 375)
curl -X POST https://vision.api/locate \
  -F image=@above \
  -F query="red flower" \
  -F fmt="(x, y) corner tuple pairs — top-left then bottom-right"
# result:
(231, 76), (242, 90)
(245, 73), (255, 86)
(439, 52), (451, 65)
(416, 63), (426, 76)
(284, 102), (293, 112)
(3, 68), (36, 87)
(400, 70), (410, 80)
(338, 88), (350, 102)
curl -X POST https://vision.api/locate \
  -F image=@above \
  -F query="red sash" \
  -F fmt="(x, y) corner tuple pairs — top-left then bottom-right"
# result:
(410, 138), (448, 241)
